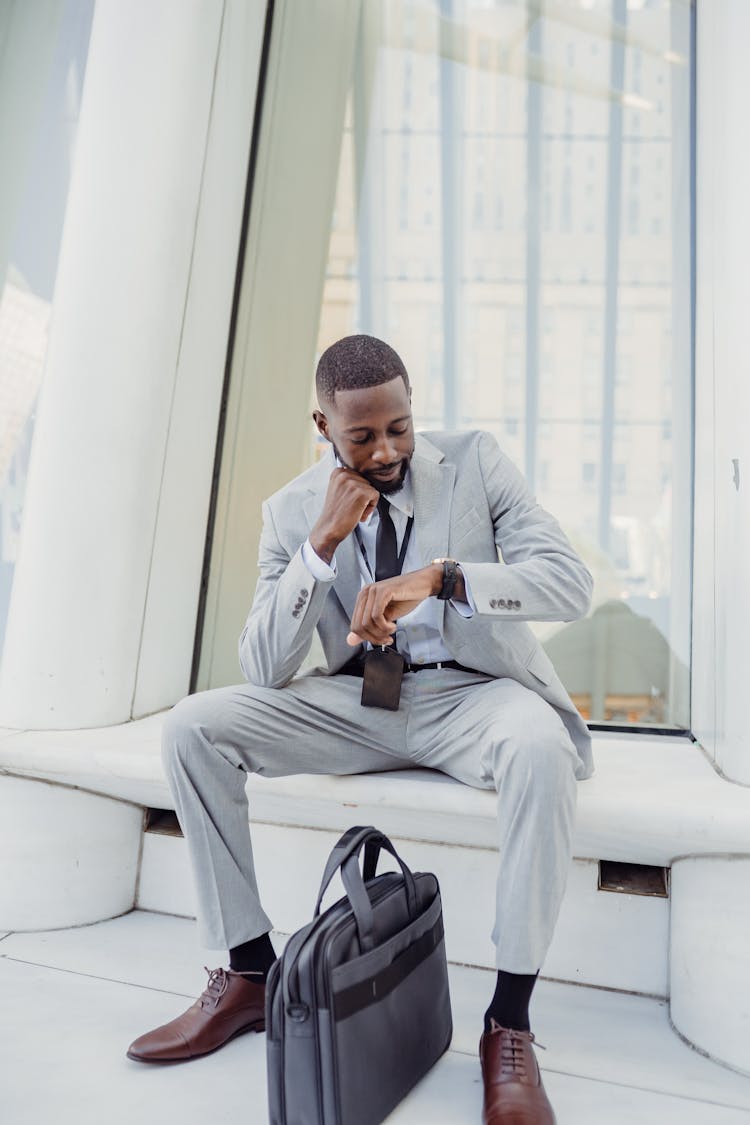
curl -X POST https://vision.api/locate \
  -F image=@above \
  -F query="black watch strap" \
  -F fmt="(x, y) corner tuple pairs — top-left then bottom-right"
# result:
(436, 559), (459, 601)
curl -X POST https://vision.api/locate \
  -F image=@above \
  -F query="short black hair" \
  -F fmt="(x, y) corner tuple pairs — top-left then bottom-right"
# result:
(316, 334), (409, 405)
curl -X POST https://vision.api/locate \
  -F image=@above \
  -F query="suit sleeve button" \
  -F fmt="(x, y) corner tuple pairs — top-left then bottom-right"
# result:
(489, 598), (498, 609)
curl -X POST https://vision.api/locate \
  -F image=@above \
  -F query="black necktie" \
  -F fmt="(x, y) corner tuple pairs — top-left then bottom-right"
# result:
(375, 496), (399, 581)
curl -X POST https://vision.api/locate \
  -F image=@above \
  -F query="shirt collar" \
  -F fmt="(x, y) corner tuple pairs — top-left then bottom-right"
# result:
(384, 472), (413, 518)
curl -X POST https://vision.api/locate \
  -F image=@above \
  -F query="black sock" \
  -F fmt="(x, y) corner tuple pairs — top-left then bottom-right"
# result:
(229, 932), (277, 980)
(484, 970), (539, 1033)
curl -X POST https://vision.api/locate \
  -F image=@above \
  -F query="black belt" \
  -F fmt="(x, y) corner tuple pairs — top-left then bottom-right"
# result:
(338, 655), (480, 677)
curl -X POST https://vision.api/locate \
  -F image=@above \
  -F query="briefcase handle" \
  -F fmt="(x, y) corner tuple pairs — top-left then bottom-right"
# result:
(283, 828), (422, 1012)
(314, 826), (418, 952)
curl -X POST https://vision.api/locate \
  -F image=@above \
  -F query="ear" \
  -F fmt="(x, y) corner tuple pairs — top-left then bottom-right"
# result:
(312, 410), (330, 441)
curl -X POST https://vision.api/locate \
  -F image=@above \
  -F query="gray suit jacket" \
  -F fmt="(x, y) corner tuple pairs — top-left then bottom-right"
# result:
(239, 430), (594, 780)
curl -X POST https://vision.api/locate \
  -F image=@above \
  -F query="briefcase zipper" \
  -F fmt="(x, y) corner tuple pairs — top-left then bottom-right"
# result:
(310, 877), (407, 1125)
(317, 872), (411, 1006)
(278, 875), (405, 1125)
(281, 873), (416, 1125)
(317, 874), (413, 1125)
(285, 873), (403, 1012)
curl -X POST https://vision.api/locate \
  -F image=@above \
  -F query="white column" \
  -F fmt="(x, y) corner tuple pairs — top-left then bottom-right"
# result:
(670, 857), (750, 1075)
(0, 0), (265, 728)
(0, 776), (142, 930)
(692, 0), (750, 783)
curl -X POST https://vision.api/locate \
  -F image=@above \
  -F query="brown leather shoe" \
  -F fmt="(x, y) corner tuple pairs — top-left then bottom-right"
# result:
(126, 966), (266, 1063)
(479, 1020), (556, 1124)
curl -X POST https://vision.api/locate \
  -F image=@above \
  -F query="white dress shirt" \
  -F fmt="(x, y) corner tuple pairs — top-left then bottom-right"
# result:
(300, 466), (475, 663)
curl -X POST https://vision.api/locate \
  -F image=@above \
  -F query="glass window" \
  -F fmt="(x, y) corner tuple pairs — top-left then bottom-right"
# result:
(0, 1), (95, 656)
(313, 0), (693, 728)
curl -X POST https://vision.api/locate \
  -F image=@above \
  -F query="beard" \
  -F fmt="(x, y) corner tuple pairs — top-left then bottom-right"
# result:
(332, 444), (411, 495)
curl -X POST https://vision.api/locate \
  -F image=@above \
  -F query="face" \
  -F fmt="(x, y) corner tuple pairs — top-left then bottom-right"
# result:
(313, 377), (415, 494)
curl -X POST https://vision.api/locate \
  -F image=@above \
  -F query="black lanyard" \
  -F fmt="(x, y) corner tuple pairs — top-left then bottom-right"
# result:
(354, 513), (415, 583)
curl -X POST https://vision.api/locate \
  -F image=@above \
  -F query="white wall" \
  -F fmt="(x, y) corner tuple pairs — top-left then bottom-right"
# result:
(692, 0), (750, 785)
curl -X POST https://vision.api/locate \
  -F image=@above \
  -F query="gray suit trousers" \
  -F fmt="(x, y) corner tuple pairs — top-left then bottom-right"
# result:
(162, 666), (579, 975)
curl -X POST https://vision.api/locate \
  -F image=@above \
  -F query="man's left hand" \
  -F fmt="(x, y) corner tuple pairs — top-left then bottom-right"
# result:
(347, 565), (444, 646)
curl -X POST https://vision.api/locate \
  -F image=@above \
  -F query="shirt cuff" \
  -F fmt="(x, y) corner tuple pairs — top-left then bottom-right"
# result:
(449, 566), (475, 618)
(301, 538), (337, 581)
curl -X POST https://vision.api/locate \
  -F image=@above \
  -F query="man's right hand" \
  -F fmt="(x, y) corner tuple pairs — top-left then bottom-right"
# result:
(308, 468), (379, 565)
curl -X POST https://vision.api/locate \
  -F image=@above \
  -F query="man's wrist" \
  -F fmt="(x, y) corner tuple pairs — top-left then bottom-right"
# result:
(431, 558), (460, 600)
(302, 538), (337, 581)
(429, 562), (445, 597)
(309, 529), (340, 567)
(430, 558), (467, 604)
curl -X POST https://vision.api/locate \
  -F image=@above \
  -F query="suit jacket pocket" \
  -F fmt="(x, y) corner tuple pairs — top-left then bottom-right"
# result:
(450, 506), (493, 556)
(525, 645), (555, 686)
(451, 505), (481, 542)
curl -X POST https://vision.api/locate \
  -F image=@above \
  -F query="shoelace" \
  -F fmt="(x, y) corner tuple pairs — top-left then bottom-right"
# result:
(499, 1030), (531, 1077)
(199, 966), (230, 1009)
(198, 965), (264, 1010)
(488, 1023), (547, 1079)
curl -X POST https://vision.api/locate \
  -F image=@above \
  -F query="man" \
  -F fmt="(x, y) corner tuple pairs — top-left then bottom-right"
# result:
(128, 334), (594, 1125)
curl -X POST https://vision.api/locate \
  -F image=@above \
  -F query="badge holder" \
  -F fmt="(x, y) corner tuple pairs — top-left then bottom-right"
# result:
(361, 645), (405, 711)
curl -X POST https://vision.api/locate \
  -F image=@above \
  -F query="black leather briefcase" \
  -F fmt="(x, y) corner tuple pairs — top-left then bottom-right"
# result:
(265, 825), (453, 1125)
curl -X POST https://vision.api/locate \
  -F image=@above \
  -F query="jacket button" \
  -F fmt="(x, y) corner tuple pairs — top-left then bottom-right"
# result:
(498, 598), (506, 608)
(292, 610), (299, 618)
(490, 598), (498, 609)
(300, 588), (309, 598)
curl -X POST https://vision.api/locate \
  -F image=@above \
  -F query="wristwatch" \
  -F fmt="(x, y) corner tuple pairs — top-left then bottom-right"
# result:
(432, 557), (460, 601)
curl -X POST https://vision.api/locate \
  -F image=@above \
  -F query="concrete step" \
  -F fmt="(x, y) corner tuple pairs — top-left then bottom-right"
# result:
(137, 818), (669, 996)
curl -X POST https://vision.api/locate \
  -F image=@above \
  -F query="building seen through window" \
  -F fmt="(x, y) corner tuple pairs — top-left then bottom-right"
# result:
(313, 0), (693, 729)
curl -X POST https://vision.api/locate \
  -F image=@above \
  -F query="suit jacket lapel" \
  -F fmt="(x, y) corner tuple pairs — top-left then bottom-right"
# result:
(410, 434), (455, 566)
(329, 535), (361, 620)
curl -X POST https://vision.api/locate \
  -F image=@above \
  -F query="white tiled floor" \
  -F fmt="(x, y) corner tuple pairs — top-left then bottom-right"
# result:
(2, 912), (750, 1125)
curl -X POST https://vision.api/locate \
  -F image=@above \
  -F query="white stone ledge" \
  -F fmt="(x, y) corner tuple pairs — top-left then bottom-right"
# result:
(1, 715), (749, 865)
